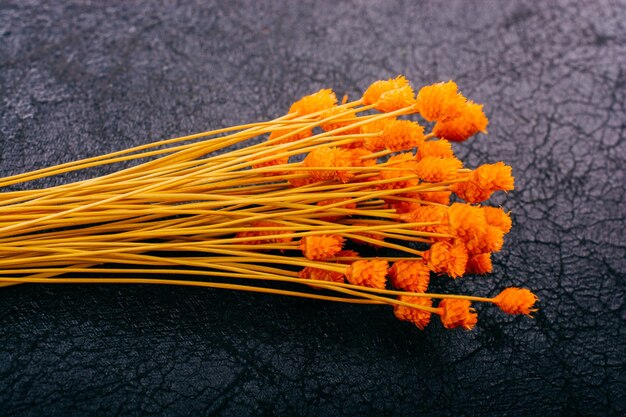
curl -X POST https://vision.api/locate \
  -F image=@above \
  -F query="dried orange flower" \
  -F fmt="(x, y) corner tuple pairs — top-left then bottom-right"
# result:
(416, 139), (455, 160)
(394, 296), (433, 330)
(388, 260), (430, 292)
(377, 153), (419, 190)
(299, 234), (345, 260)
(438, 299), (478, 330)
(466, 225), (504, 254)
(376, 84), (416, 113)
(423, 240), (468, 278)
(466, 253), (493, 275)
(381, 120), (425, 152)
(433, 101), (488, 142)
(345, 259), (388, 289)
(360, 118), (395, 151)
(362, 75), (410, 105)
(399, 204), (448, 235)
(289, 89), (338, 116)
(287, 170), (317, 188)
(483, 206), (512, 234)
(453, 162), (515, 203)
(235, 221), (292, 245)
(301, 146), (355, 183)
(408, 190), (452, 205)
(415, 81), (467, 122)
(298, 266), (345, 284)
(268, 128), (312, 145)
(414, 156), (462, 183)
(447, 203), (489, 242)
(493, 287), (539, 316)
(320, 107), (357, 132)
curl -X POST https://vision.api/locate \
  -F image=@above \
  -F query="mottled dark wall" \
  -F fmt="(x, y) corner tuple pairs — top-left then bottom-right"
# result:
(0, 0), (624, 416)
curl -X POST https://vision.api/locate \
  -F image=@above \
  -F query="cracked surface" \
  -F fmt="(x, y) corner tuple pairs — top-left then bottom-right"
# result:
(0, 0), (624, 416)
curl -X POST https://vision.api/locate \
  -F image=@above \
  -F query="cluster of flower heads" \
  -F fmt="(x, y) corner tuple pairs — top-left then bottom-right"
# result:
(244, 76), (538, 331)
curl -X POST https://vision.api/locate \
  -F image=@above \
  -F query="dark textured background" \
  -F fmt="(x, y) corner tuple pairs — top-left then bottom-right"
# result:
(1, 0), (625, 416)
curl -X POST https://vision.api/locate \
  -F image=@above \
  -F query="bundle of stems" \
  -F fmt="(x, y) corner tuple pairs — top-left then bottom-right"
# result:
(0, 76), (538, 330)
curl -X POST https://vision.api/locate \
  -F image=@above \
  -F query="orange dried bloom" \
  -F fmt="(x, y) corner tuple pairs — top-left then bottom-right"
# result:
(298, 266), (345, 284)
(301, 146), (355, 183)
(493, 287), (539, 316)
(423, 240), (468, 278)
(393, 296), (433, 330)
(388, 260), (430, 292)
(433, 100), (488, 142)
(453, 162), (515, 203)
(376, 153), (419, 190)
(288, 170), (317, 188)
(348, 147), (377, 168)
(360, 118), (395, 151)
(299, 235), (345, 260)
(414, 156), (462, 183)
(409, 190), (452, 205)
(376, 84), (416, 113)
(483, 206), (512, 234)
(469, 226), (504, 254)
(362, 75), (410, 105)
(415, 81), (467, 122)
(235, 221), (292, 245)
(320, 107), (357, 132)
(399, 204), (448, 235)
(447, 203), (489, 241)
(269, 128), (312, 145)
(416, 140), (455, 160)
(438, 299), (478, 330)
(381, 120), (425, 152)
(466, 253), (493, 275)
(345, 259), (388, 289)
(289, 89), (338, 116)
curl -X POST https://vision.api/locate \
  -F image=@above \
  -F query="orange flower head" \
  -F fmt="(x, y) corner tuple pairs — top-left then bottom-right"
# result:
(433, 100), (488, 142)
(388, 260), (430, 292)
(360, 118), (395, 151)
(252, 152), (290, 176)
(320, 107), (357, 132)
(288, 170), (317, 188)
(346, 147), (376, 168)
(423, 240), (468, 278)
(376, 153), (420, 190)
(466, 253), (493, 275)
(493, 287), (539, 316)
(453, 162), (515, 203)
(438, 299), (478, 330)
(447, 203), (489, 241)
(362, 75), (410, 105)
(414, 156), (462, 183)
(269, 128), (313, 145)
(381, 120), (425, 152)
(376, 84), (416, 113)
(415, 81), (467, 122)
(483, 206), (512, 234)
(465, 225), (504, 255)
(301, 146), (355, 183)
(289, 89), (338, 116)
(394, 296), (433, 330)
(399, 204), (448, 235)
(409, 190), (452, 205)
(416, 139), (455, 160)
(235, 221), (292, 245)
(298, 266), (345, 284)
(299, 234), (345, 260)
(345, 259), (388, 289)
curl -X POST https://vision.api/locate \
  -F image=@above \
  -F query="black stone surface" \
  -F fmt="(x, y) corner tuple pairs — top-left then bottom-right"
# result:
(0, 1), (625, 416)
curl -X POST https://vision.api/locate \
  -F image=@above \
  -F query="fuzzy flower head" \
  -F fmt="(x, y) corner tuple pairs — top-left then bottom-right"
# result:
(399, 204), (448, 235)
(376, 153), (419, 190)
(493, 287), (539, 316)
(362, 75), (410, 105)
(447, 203), (489, 242)
(288, 170), (317, 188)
(360, 118), (395, 151)
(433, 100), (488, 142)
(414, 156), (462, 183)
(376, 84), (416, 113)
(388, 260), (430, 292)
(423, 240), (468, 278)
(299, 235), (344, 260)
(289, 89), (338, 116)
(466, 225), (504, 255)
(298, 266), (345, 284)
(301, 146), (355, 183)
(415, 81), (467, 122)
(320, 107), (357, 132)
(483, 206), (513, 234)
(408, 190), (452, 206)
(416, 140), (455, 160)
(438, 299), (478, 330)
(381, 120), (425, 152)
(345, 259), (388, 289)
(466, 253), (493, 275)
(453, 162), (515, 203)
(394, 296), (433, 330)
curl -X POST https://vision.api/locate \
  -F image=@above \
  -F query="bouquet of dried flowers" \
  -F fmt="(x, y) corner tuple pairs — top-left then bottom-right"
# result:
(0, 76), (538, 331)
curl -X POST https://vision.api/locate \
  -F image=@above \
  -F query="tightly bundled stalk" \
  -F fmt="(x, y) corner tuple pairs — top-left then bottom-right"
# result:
(0, 76), (538, 331)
